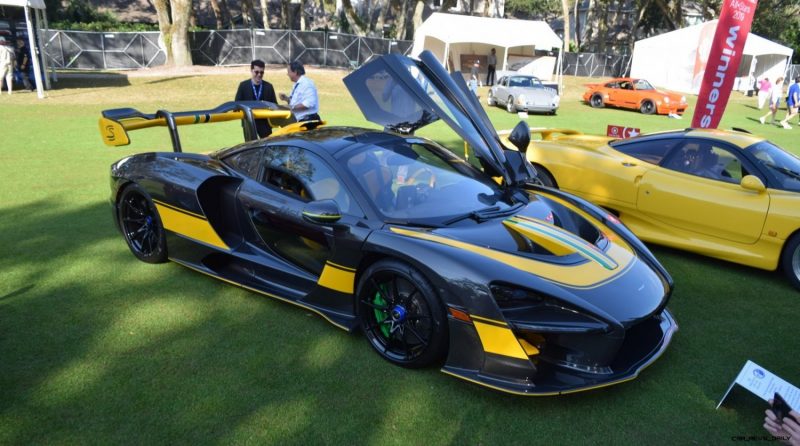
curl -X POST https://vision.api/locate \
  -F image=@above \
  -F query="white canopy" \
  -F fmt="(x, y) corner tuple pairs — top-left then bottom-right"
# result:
(0, 0), (50, 98)
(0, 0), (45, 8)
(411, 13), (563, 83)
(630, 20), (793, 94)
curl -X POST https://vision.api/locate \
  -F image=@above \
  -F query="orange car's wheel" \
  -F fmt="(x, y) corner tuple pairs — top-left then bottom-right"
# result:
(780, 233), (800, 291)
(590, 94), (604, 108)
(640, 100), (656, 115)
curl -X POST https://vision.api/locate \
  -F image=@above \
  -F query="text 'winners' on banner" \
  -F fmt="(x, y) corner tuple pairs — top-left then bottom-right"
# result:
(691, 0), (759, 128)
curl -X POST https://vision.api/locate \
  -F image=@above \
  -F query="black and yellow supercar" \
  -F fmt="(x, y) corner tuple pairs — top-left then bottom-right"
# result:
(99, 52), (677, 395)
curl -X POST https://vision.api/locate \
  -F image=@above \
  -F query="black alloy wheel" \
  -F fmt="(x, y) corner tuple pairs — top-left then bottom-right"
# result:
(590, 94), (604, 108)
(640, 100), (656, 115)
(357, 259), (448, 368)
(118, 184), (168, 263)
(780, 233), (800, 291)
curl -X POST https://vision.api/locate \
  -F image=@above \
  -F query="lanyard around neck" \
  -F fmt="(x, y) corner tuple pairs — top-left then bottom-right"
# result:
(252, 82), (263, 100)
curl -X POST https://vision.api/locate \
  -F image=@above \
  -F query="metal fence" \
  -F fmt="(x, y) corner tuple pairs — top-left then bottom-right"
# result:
(788, 64), (800, 82)
(43, 29), (413, 70)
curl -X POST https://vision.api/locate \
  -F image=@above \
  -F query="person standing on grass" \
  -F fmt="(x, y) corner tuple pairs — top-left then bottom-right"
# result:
(279, 61), (321, 122)
(234, 59), (277, 139)
(760, 77), (783, 125)
(757, 77), (771, 109)
(779, 77), (800, 130)
(0, 37), (14, 95)
(14, 37), (32, 91)
(486, 48), (497, 86)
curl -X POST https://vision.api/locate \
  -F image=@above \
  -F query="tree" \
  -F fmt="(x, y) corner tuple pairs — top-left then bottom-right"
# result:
(153, 0), (193, 66)
(209, 0), (233, 29)
(561, 0), (570, 54)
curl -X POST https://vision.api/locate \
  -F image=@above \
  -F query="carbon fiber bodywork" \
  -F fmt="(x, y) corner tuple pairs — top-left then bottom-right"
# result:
(104, 52), (677, 395)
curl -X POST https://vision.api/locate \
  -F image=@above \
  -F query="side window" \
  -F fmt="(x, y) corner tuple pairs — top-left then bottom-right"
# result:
(261, 146), (359, 215)
(614, 139), (680, 165)
(662, 141), (743, 183)
(223, 148), (263, 179)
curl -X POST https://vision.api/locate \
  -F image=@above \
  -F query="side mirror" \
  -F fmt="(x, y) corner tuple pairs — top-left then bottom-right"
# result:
(507, 120), (531, 153)
(740, 175), (766, 193)
(302, 199), (342, 225)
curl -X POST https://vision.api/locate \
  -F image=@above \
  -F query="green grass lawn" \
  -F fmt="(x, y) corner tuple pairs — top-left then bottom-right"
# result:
(0, 68), (798, 445)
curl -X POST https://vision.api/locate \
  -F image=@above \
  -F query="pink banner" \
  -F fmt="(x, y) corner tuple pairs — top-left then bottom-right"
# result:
(691, 0), (758, 128)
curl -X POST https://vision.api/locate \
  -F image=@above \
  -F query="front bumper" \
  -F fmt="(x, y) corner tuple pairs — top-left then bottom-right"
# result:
(441, 309), (677, 395)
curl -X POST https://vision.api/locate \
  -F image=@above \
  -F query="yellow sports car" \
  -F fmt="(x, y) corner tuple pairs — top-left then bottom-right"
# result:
(510, 128), (800, 290)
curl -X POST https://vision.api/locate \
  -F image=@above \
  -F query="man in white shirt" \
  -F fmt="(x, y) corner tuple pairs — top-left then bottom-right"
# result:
(0, 37), (15, 95)
(279, 61), (321, 122)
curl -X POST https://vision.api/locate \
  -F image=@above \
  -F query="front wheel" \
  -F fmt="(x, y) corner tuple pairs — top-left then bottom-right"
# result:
(506, 96), (516, 113)
(118, 184), (168, 263)
(534, 167), (558, 188)
(590, 94), (604, 108)
(780, 234), (800, 291)
(487, 92), (495, 106)
(357, 259), (448, 368)
(640, 100), (656, 115)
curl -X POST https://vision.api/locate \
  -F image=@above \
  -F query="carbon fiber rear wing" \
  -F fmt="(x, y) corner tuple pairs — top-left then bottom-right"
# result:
(99, 101), (296, 152)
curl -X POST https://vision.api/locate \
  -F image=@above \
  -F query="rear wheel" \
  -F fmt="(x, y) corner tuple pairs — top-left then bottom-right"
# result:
(506, 96), (515, 113)
(780, 233), (800, 291)
(590, 94), (604, 108)
(640, 100), (656, 115)
(357, 259), (448, 368)
(118, 184), (168, 263)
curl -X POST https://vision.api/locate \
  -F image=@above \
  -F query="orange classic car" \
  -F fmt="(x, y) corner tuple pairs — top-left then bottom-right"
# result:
(582, 78), (688, 115)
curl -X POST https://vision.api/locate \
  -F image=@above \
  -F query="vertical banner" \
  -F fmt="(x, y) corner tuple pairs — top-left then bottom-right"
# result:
(691, 0), (759, 128)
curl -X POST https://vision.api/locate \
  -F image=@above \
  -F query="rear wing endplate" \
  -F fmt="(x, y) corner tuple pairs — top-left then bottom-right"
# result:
(99, 101), (296, 152)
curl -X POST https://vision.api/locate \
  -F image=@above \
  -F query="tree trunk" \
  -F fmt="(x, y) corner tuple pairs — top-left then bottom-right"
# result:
(259, 0), (271, 29)
(210, 0), (225, 29)
(375, 0), (389, 37)
(574, 0), (580, 51)
(411, 0), (424, 34)
(300, 0), (307, 30)
(394, 0), (409, 39)
(561, 0), (570, 52)
(170, 0), (193, 66)
(627, 0), (650, 55)
(242, 0), (256, 27)
(281, 0), (291, 28)
(341, 0), (367, 34)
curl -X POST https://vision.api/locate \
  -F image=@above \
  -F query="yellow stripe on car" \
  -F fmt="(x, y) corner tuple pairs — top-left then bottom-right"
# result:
(153, 200), (229, 250)
(317, 261), (355, 294)
(472, 320), (529, 360)
(390, 227), (634, 289)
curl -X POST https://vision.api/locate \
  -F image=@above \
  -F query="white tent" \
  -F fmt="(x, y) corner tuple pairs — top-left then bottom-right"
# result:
(0, 0), (51, 98)
(630, 20), (793, 95)
(411, 13), (563, 87)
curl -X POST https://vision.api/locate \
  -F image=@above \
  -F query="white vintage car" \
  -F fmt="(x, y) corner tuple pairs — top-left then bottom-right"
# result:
(488, 74), (560, 114)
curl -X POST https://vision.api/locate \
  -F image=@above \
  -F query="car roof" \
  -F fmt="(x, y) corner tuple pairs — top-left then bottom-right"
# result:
(612, 128), (766, 149)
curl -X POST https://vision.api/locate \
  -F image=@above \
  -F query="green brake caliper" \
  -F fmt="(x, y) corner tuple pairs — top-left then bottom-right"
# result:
(373, 285), (390, 337)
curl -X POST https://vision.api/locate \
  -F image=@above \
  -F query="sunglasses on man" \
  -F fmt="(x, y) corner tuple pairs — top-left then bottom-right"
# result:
(253, 70), (264, 75)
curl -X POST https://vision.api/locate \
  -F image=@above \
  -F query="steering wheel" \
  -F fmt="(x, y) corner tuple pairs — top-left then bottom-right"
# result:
(407, 167), (437, 188)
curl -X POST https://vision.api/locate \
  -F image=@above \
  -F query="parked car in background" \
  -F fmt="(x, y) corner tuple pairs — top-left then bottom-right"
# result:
(509, 127), (800, 290)
(488, 74), (560, 114)
(583, 78), (687, 115)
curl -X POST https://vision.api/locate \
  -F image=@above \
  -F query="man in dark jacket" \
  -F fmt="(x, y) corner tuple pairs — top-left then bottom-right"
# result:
(235, 59), (277, 138)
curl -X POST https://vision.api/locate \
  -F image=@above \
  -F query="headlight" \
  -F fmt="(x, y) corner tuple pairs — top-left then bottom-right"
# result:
(681, 96), (687, 103)
(516, 94), (527, 105)
(663, 96), (670, 103)
(489, 283), (609, 334)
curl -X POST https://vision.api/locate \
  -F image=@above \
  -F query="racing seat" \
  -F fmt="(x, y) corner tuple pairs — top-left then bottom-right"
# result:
(349, 152), (395, 211)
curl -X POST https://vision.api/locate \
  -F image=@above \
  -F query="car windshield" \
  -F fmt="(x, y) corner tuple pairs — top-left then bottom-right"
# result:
(345, 139), (514, 222)
(746, 141), (800, 192)
(634, 79), (654, 90)
(509, 77), (541, 88)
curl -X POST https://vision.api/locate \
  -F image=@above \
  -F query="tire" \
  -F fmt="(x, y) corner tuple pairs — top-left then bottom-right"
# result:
(534, 166), (558, 188)
(780, 233), (800, 291)
(487, 92), (495, 106)
(640, 100), (656, 115)
(590, 94), (604, 108)
(118, 183), (168, 263)
(506, 96), (515, 113)
(356, 259), (448, 368)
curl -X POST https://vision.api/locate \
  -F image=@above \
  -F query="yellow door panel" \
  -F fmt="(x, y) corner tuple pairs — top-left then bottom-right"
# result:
(637, 169), (769, 244)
